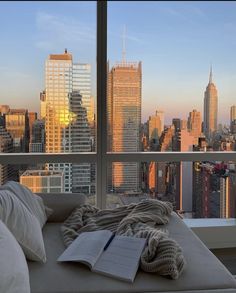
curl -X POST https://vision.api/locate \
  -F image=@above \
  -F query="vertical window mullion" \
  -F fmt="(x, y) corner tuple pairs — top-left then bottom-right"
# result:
(96, 1), (107, 209)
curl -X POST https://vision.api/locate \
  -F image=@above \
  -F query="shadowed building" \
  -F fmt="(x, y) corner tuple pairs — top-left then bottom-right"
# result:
(5, 109), (29, 152)
(29, 119), (45, 153)
(28, 112), (37, 144)
(230, 105), (236, 134)
(148, 110), (164, 150)
(0, 127), (14, 185)
(174, 129), (195, 212)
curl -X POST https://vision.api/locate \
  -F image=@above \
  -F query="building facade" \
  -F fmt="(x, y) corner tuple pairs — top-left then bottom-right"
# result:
(148, 110), (164, 150)
(40, 91), (46, 120)
(45, 50), (92, 193)
(230, 105), (236, 134)
(187, 109), (202, 144)
(230, 105), (236, 123)
(20, 170), (64, 193)
(28, 112), (37, 143)
(174, 129), (195, 212)
(0, 127), (14, 185)
(5, 109), (29, 152)
(29, 119), (45, 153)
(203, 67), (218, 140)
(108, 61), (142, 192)
(192, 162), (236, 218)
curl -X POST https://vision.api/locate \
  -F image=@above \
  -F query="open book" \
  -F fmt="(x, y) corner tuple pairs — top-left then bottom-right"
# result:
(57, 230), (146, 283)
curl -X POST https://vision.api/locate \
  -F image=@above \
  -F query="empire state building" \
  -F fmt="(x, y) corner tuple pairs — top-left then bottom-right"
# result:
(203, 67), (218, 140)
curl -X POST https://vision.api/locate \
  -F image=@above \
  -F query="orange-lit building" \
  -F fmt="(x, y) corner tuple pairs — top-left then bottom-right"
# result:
(5, 109), (29, 152)
(187, 109), (202, 144)
(204, 67), (218, 140)
(108, 61), (142, 192)
(45, 50), (91, 193)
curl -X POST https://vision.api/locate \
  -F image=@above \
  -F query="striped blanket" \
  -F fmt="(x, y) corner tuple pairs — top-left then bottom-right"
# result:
(61, 199), (186, 279)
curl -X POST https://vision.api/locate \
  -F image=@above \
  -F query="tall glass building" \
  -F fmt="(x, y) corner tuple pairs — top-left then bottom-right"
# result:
(45, 50), (91, 193)
(108, 61), (142, 192)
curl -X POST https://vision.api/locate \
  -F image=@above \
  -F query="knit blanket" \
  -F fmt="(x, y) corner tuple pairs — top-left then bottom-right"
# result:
(61, 199), (186, 280)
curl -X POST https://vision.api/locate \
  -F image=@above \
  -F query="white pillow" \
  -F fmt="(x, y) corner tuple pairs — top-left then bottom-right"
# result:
(0, 220), (30, 293)
(2, 181), (53, 227)
(0, 189), (46, 262)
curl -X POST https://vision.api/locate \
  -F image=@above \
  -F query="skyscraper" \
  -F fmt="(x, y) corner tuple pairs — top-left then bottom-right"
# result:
(174, 129), (195, 212)
(45, 50), (91, 193)
(230, 105), (236, 123)
(172, 118), (181, 132)
(28, 112), (37, 143)
(40, 91), (46, 120)
(108, 61), (142, 192)
(230, 105), (236, 134)
(72, 63), (93, 125)
(187, 109), (202, 144)
(149, 126), (174, 198)
(29, 119), (45, 153)
(148, 110), (164, 149)
(203, 67), (218, 140)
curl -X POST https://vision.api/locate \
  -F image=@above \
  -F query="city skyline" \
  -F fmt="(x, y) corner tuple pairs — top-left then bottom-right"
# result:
(1, 2), (236, 124)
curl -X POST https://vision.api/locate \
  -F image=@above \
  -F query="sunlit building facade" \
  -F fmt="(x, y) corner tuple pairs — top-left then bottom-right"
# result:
(204, 67), (218, 140)
(187, 109), (202, 144)
(230, 105), (236, 123)
(5, 109), (29, 152)
(45, 50), (91, 193)
(108, 61), (142, 192)
(20, 170), (64, 193)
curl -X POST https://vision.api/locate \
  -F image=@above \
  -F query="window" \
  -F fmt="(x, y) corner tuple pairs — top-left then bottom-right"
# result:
(0, 1), (236, 218)
(106, 1), (236, 217)
(0, 1), (96, 201)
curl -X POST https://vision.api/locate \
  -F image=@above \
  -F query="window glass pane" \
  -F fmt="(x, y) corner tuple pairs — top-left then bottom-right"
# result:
(107, 1), (236, 213)
(0, 1), (96, 197)
(0, 162), (96, 204)
(107, 160), (236, 219)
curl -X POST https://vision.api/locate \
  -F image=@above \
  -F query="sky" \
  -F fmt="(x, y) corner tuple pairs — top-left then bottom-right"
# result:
(0, 1), (236, 125)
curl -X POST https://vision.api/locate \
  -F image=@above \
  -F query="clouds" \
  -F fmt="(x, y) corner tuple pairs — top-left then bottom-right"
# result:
(35, 11), (96, 51)
(160, 3), (208, 23)
(108, 29), (143, 45)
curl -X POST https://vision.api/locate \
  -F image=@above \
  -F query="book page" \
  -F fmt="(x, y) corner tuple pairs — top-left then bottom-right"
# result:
(57, 230), (112, 269)
(92, 235), (146, 283)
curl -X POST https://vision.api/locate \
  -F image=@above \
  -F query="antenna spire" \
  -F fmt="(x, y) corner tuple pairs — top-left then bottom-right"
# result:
(122, 25), (126, 63)
(209, 64), (213, 83)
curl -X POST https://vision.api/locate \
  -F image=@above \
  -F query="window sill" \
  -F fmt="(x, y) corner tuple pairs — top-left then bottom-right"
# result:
(183, 218), (236, 249)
